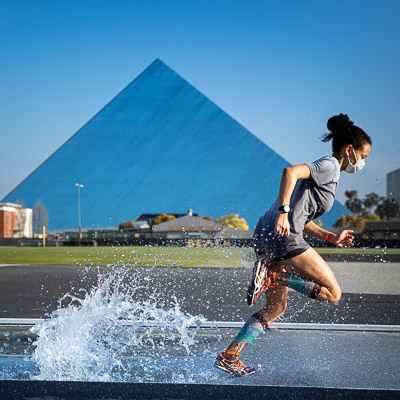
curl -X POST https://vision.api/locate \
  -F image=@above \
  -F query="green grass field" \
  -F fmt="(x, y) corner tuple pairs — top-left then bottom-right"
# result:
(0, 246), (250, 268)
(0, 246), (399, 268)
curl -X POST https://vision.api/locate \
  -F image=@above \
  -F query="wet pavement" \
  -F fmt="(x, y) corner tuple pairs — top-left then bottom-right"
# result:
(1, 327), (399, 399)
(0, 263), (399, 324)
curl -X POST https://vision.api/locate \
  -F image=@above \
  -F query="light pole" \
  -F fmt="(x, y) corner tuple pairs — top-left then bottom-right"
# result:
(75, 183), (84, 246)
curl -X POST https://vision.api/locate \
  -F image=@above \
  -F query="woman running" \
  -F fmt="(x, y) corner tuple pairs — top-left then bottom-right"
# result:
(214, 113), (372, 376)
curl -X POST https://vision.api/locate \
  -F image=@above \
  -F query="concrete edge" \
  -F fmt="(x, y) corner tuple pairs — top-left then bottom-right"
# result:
(1, 319), (400, 332)
(0, 380), (399, 400)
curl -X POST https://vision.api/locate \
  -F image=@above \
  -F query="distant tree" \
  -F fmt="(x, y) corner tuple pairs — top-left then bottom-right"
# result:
(32, 200), (49, 234)
(334, 190), (400, 231)
(334, 215), (349, 231)
(152, 213), (176, 226)
(346, 191), (400, 219)
(15, 199), (26, 208)
(362, 193), (383, 215)
(13, 209), (26, 235)
(13, 199), (27, 235)
(364, 212), (381, 221)
(119, 220), (134, 231)
(203, 216), (213, 222)
(215, 213), (249, 230)
(334, 214), (365, 232)
(314, 220), (323, 228)
(344, 190), (363, 217)
(375, 197), (400, 220)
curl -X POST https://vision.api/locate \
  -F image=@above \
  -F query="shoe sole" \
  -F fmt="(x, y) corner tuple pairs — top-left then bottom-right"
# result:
(247, 259), (266, 305)
(214, 362), (235, 375)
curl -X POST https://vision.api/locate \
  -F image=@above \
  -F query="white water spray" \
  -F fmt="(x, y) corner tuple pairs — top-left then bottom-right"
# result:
(30, 267), (206, 382)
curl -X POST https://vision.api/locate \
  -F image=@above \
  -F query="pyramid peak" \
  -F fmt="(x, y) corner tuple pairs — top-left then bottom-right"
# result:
(136, 58), (175, 78)
(150, 58), (169, 68)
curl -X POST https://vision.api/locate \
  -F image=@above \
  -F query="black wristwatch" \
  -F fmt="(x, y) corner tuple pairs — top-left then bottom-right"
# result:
(278, 205), (290, 213)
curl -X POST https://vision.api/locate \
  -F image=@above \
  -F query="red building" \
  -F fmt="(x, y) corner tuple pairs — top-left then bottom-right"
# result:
(0, 202), (33, 238)
(0, 203), (17, 238)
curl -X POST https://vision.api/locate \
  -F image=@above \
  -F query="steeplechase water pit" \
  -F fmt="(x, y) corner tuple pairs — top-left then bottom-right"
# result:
(1, 320), (400, 399)
(0, 263), (399, 399)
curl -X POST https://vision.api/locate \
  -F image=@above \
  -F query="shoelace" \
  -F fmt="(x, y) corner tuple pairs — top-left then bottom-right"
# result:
(220, 355), (244, 370)
(232, 358), (245, 371)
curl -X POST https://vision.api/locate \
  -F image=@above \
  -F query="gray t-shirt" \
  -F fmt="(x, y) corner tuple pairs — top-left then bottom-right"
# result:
(253, 156), (340, 259)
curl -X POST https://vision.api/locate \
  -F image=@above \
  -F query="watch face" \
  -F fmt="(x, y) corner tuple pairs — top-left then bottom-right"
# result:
(284, 205), (290, 213)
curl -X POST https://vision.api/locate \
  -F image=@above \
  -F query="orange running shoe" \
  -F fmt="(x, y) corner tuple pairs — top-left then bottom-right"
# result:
(247, 258), (279, 305)
(214, 353), (255, 376)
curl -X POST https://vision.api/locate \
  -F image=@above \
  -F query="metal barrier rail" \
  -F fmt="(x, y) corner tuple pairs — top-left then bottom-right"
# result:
(0, 318), (399, 332)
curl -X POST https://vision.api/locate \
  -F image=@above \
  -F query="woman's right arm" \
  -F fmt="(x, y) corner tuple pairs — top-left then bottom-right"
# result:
(275, 164), (311, 237)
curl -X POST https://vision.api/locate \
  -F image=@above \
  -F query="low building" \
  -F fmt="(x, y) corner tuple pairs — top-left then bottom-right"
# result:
(387, 168), (400, 206)
(152, 214), (253, 245)
(362, 220), (400, 240)
(0, 202), (33, 238)
(135, 211), (200, 227)
(0, 203), (16, 238)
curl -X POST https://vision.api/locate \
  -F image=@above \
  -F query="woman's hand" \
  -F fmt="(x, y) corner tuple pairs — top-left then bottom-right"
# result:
(332, 230), (354, 248)
(275, 213), (290, 237)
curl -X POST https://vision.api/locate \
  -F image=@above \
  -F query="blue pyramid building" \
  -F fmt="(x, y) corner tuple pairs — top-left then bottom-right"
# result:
(2, 59), (348, 230)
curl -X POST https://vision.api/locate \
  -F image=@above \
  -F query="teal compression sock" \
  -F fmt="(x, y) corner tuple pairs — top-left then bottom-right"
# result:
(278, 272), (321, 299)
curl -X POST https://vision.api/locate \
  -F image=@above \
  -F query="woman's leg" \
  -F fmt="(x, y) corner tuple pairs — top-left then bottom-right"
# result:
(257, 281), (289, 325)
(215, 247), (340, 375)
(271, 247), (341, 303)
(221, 283), (288, 361)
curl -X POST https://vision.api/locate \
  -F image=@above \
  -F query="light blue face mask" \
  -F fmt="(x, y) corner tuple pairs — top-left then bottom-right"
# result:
(345, 148), (365, 174)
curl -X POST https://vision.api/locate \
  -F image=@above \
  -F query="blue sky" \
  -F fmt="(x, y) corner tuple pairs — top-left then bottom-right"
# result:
(1, 0), (399, 205)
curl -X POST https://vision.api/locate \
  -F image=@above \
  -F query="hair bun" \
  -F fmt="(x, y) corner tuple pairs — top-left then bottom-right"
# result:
(327, 113), (354, 133)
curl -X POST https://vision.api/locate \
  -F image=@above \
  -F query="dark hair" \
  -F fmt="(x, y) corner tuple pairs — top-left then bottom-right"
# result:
(322, 114), (372, 153)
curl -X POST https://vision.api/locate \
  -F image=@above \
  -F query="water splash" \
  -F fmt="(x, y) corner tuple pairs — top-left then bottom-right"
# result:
(29, 267), (206, 382)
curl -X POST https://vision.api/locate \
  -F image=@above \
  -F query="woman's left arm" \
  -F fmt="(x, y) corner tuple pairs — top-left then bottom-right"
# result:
(304, 221), (354, 248)
(304, 221), (331, 241)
